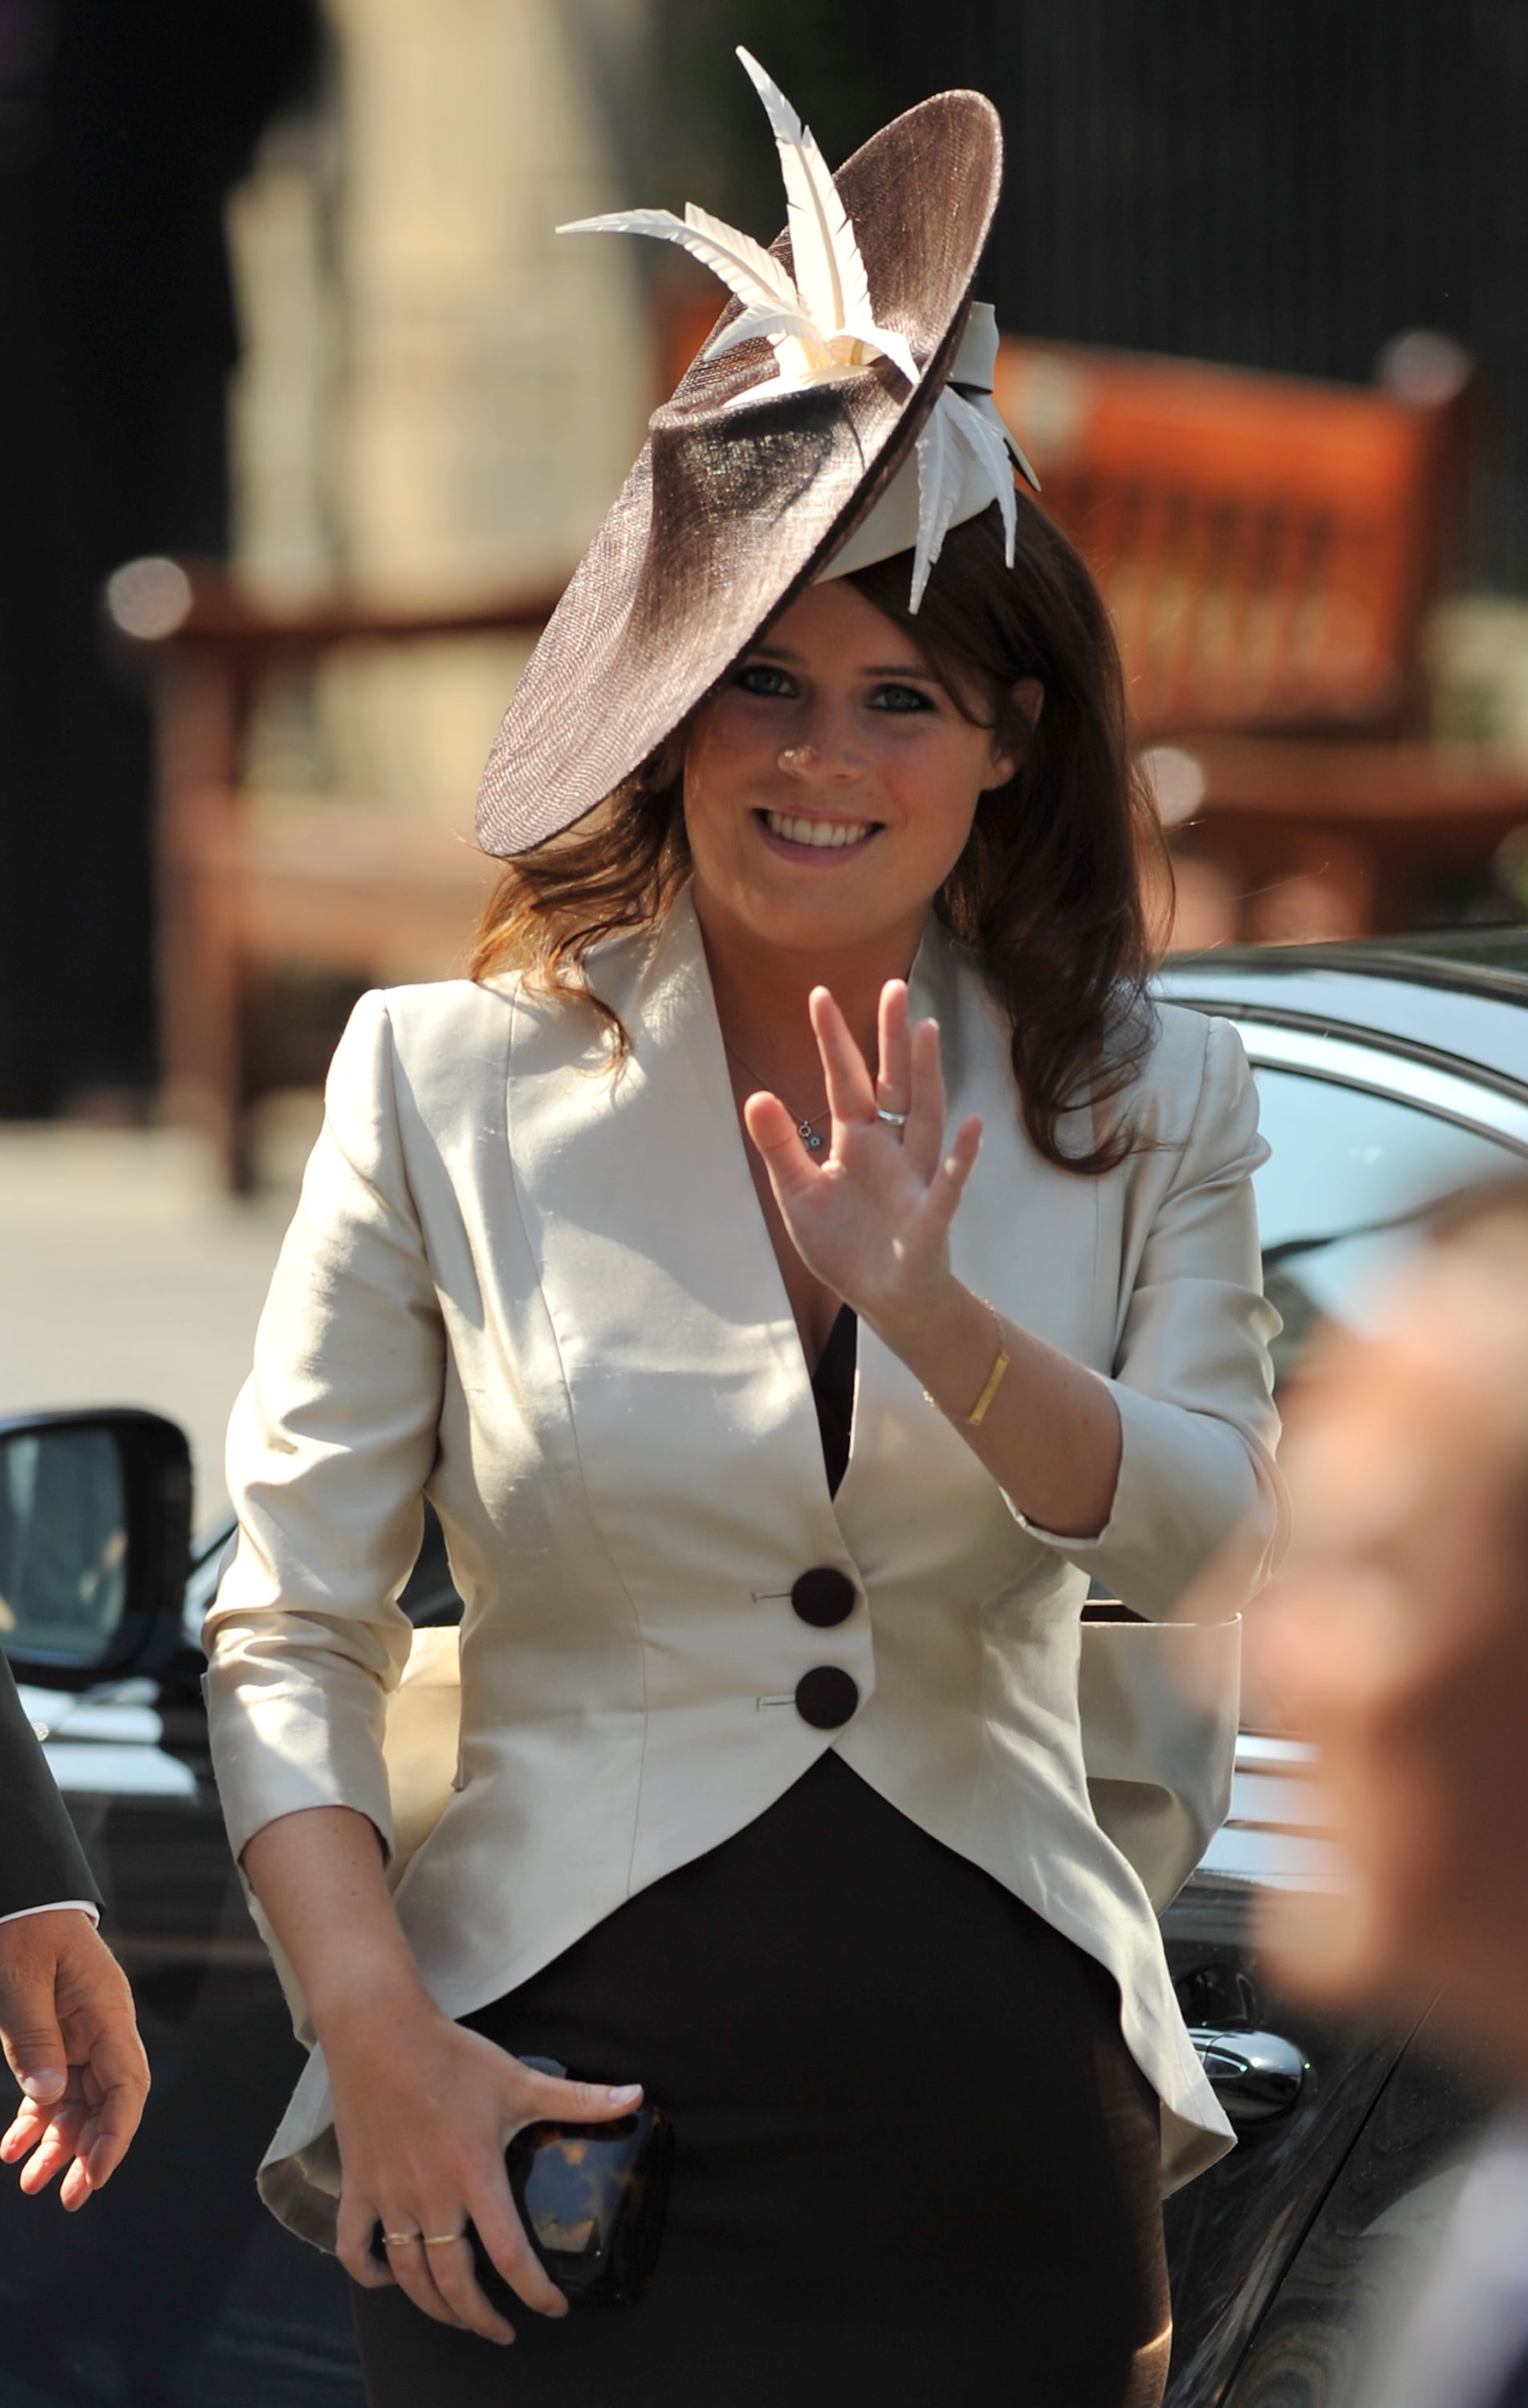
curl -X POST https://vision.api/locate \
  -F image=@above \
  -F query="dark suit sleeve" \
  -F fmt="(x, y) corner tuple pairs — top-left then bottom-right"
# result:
(0, 1654), (100, 1917)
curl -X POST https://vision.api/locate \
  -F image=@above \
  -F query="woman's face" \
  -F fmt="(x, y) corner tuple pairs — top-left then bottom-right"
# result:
(681, 579), (1030, 964)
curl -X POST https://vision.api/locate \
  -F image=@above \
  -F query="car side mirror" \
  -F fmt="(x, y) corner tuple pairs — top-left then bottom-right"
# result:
(0, 1409), (192, 1689)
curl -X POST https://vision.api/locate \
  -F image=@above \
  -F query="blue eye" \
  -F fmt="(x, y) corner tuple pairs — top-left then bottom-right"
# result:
(871, 683), (936, 714)
(736, 663), (794, 698)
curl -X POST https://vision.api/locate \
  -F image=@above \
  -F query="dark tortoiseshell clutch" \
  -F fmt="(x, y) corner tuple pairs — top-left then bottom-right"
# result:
(470, 2056), (674, 2311)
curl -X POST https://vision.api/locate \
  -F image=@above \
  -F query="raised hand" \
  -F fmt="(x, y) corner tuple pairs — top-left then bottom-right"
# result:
(742, 979), (981, 1343)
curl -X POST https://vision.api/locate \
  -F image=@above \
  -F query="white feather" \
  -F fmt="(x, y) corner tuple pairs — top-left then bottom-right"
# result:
(682, 203), (802, 315)
(946, 391), (1019, 563)
(1010, 434), (1042, 494)
(839, 317), (919, 387)
(702, 305), (827, 366)
(559, 208), (802, 324)
(735, 47), (870, 336)
(563, 57), (926, 413)
(909, 397), (967, 611)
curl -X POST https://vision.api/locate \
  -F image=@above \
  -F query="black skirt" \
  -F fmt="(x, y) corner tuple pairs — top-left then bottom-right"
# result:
(350, 1755), (1168, 2406)
(351, 1315), (1169, 2404)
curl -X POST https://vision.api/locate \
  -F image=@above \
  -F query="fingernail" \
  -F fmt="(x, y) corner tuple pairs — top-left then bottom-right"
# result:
(20, 2072), (63, 2101)
(607, 2084), (641, 2105)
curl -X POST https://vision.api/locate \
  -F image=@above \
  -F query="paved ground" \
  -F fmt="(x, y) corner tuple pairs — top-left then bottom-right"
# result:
(0, 1096), (323, 1527)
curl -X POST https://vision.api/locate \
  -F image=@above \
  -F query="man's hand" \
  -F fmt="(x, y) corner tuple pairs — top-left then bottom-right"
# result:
(0, 1910), (149, 2208)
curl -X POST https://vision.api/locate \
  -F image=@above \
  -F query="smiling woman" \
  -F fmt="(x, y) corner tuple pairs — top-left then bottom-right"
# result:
(471, 501), (1164, 1179)
(204, 51), (1282, 2408)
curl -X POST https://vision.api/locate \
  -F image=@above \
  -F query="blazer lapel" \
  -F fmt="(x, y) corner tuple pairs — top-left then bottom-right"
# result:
(505, 890), (851, 1615)
(506, 900), (1103, 1621)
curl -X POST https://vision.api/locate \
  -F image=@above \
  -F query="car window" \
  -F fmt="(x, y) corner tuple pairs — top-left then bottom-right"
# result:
(1250, 1066), (1522, 1393)
(0, 1426), (128, 1659)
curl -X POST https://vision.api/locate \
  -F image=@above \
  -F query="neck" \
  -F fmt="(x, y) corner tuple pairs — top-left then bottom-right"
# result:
(693, 886), (929, 1076)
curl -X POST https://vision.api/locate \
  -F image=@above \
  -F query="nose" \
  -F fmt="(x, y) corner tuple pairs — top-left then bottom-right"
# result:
(776, 703), (861, 783)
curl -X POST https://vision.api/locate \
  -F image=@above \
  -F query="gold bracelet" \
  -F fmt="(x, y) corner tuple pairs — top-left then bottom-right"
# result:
(924, 1304), (1011, 1428)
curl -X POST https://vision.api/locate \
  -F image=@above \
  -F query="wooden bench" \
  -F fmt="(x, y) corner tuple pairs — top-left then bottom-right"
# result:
(121, 570), (559, 1186)
(657, 287), (1528, 947)
(991, 332), (1528, 946)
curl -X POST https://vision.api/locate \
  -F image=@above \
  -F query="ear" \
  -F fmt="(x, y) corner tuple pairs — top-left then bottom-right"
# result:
(980, 677), (1044, 791)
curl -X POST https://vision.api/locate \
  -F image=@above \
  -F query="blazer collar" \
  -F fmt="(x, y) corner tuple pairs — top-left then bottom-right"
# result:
(502, 892), (1075, 1592)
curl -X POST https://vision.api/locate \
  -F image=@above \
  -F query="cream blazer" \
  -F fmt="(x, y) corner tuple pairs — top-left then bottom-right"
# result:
(206, 893), (1283, 2231)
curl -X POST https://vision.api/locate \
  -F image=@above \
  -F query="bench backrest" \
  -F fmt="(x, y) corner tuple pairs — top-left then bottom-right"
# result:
(993, 334), (1472, 741)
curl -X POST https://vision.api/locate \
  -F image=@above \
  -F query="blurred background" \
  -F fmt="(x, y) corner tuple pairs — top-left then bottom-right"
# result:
(4, 0), (1528, 1510)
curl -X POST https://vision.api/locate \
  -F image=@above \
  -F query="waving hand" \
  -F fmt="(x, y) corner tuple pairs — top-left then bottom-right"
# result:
(741, 980), (981, 1340)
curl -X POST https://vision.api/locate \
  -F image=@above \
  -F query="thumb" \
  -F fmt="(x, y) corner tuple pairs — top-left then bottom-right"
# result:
(0, 1937), (70, 2103)
(521, 2064), (643, 2126)
(6, 2020), (67, 2105)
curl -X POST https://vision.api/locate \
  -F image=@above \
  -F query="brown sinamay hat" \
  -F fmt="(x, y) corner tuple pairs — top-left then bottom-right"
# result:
(475, 55), (1008, 859)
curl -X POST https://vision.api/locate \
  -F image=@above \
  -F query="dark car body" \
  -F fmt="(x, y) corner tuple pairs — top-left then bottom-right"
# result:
(4, 928), (1526, 2407)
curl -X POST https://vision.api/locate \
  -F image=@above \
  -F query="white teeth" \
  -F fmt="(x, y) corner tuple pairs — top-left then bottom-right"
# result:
(763, 812), (873, 848)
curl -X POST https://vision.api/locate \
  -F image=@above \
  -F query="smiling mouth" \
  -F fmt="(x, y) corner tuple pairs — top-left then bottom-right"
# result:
(758, 809), (880, 850)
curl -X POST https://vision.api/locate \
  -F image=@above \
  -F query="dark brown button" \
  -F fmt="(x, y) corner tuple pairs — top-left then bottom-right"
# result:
(790, 1567), (856, 1628)
(794, 1666), (860, 1729)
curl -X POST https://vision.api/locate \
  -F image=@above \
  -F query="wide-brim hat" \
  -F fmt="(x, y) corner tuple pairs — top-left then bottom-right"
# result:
(476, 75), (1003, 858)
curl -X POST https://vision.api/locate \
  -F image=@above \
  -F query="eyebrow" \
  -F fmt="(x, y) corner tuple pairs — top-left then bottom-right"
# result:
(748, 642), (945, 685)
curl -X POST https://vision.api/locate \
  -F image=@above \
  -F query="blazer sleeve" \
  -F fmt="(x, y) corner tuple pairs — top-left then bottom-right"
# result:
(1015, 1013), (1286, 1617)
(0, 1653), (101, 1917)
(202, 991), (445, 1863)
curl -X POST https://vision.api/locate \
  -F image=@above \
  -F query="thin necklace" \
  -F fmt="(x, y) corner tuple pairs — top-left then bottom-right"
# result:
(723, 1039), (831, 1153)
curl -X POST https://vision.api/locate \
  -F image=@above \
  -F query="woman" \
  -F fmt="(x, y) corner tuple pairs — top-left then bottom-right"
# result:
(205, 60), (1283, 2408)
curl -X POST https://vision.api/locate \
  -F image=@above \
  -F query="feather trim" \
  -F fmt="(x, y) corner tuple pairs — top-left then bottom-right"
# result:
(559, 208), (794, 323)
(734, 47), (868, 337)
(682, 202), (801, 316)
(562, 55), (918, 404)
(910, 399), (965, 611)
(946, 390), (1019, 565)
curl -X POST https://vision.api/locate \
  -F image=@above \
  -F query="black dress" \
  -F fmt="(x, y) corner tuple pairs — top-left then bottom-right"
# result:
(350, 1312), (1170, 2406)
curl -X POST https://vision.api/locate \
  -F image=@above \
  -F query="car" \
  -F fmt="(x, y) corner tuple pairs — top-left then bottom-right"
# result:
(2, 925), (1526, 2408)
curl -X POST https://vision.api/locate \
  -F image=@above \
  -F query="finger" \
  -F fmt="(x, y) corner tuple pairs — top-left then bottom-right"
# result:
(387, 2237), (472, 2332)
(876, 980), (911, 1114)
(422, 2227), (520, 2345)
(516, 2065), (643, 2129)
(467, 2174), (571, 2325)
(918, 1117), (984, 1242)
(1, 2098), (51, 2162)
(433, 2206), (541, 2341)
(360, 2211), (472, 2331)
(903, 1016), (949, 1181)
(75, 2028), (150, 2190)
(17, 2114), (81, 2197)
(0, 1999), (68, 2108)
(337, 2194), (398, 2292)
(809, 987), (876, 1129)
(742, 1091), (824, 1210)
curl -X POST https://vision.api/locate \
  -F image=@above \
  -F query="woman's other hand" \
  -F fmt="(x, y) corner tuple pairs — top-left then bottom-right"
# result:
(241, 1804), (640, 2346)
(742, 978), (981, 1336)
(334, 1995), (642, 2344)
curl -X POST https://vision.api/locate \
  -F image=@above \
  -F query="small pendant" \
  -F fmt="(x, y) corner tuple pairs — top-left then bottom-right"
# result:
(799, 1124), (826, 1153)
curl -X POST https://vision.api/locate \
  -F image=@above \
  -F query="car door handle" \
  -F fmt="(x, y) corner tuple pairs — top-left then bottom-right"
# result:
(1189, 2027), (1307, 2125)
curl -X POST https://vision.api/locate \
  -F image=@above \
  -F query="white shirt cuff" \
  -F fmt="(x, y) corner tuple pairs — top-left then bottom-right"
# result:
(0, 1901), (100, 1929)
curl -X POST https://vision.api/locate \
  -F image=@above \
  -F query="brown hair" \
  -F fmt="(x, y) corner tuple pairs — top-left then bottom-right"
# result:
(468, 499), (1168, 1173)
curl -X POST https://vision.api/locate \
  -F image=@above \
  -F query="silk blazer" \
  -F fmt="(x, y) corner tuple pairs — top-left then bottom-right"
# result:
(205, 893), (1284, 2229)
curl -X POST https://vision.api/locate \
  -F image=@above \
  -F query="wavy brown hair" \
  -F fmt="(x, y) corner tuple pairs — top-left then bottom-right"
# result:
(469, 500), (1168, 1173)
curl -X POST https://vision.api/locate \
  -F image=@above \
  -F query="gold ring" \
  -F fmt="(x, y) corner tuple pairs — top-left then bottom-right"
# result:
(421, 2231), (465, 2247)
(383, 2230), (422, 2247)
